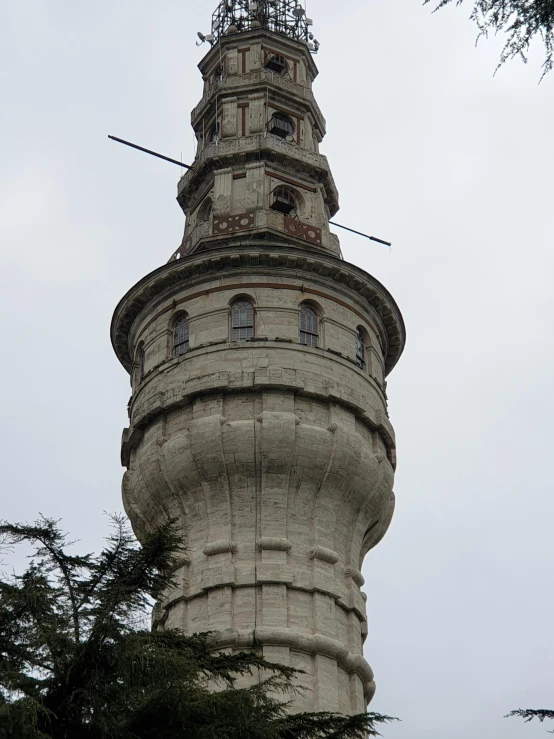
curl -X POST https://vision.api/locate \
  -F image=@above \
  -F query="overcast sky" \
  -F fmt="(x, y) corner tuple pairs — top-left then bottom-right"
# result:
(1, 1), (553, 736)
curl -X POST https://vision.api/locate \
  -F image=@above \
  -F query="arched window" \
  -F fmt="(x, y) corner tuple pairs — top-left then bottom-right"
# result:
(209, 121), (220, 143)
(231, 299), (254, 342)
(173, 315), (190, 357)
(197, 197), (213, 223)
(271, 185), (297, 215)
(299, 305), (319, 347)
(265, 53), (288, 76)
(268, 111), (295, 139)
(356, 328), (366, 370)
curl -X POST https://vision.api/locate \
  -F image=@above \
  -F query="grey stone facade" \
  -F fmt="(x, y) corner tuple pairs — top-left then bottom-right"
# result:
(112, 10), (405, 716)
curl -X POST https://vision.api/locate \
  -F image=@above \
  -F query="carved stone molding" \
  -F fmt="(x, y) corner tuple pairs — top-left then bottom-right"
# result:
(344, 567), (365, 587)
(257, 537), (293, 552)
(203, 540), (238, 556)
(308, 546), (339, 565)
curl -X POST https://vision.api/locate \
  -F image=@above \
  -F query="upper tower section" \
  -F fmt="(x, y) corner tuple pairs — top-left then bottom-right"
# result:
(172, 0), (342, 261)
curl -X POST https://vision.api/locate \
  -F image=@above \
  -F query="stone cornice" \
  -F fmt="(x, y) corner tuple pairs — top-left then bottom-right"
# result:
(111, 242), (406, 376)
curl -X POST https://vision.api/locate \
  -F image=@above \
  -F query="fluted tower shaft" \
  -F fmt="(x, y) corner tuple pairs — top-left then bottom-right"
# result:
(112, 1), (405, 715)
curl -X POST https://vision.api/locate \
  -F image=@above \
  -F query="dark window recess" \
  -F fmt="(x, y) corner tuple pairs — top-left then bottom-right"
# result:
(198, 198), (213, 223)
(173, 317), (190, 357)
(299, 306), (319, 348)
(356, 331), (366, 370)
(138, 347), (146, 381)
(265, 53), (288, 75)
(232, 300), (254, 342)
(271, 185), (297, 215)
(209, 121), (220, 142)
(268, 112), (295, 139)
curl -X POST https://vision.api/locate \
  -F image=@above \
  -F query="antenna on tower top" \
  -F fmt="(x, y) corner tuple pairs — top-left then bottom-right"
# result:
(197, 0), (320, 52)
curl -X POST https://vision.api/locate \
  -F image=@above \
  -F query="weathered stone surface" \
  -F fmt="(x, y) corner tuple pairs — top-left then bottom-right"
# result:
(112, 18), (405, 717)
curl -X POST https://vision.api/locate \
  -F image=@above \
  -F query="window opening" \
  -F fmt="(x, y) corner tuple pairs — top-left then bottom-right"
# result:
(209, 121), (220, 143)
(299, 305), (319, 347)
(138, 346), (145, 382)
(271, 185), (297, 215)
(356, 330), (366, 370)
(173, 316), (190, 357)
(265, 53), (288, 76)
(198, 198), (213, 223)
(268, 111), (295, 139)
(232, 300), (254, 342)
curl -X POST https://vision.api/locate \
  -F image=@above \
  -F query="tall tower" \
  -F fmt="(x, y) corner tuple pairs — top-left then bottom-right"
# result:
(111, 0), (405, 715)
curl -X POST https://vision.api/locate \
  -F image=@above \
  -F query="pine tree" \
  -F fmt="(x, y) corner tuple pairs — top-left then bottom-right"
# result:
(0, 516), (396, 739)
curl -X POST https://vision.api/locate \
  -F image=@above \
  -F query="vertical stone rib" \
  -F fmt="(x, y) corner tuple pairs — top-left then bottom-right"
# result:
(188, 416), (233, 545)
(259, 411), (296, 542)
(348, 456), (394, 571)
(314, 424), (361, 553)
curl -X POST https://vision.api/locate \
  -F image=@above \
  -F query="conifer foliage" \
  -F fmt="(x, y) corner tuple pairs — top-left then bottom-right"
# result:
(0, 516), (395, 739)
(506, 709), (554, 731)
(425, 0), (554, 78)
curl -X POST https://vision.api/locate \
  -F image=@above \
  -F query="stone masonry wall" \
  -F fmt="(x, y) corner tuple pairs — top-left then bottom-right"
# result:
(115, 249), (403, 714)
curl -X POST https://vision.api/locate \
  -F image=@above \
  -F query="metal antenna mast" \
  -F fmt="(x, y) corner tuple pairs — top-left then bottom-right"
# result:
(198, 0), (319, 52)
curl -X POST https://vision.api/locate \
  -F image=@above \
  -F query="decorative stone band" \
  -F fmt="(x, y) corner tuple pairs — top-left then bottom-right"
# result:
(284, 216), (322, 245)
(173, 211), (325, 253)
(203, 540), (238, 557)
(256, 537), (293, 552)
(344, 567), (365, 587)
(209, 627), (376, 703)
(308, 546), (339, 565)
(213, 210), (255, 235)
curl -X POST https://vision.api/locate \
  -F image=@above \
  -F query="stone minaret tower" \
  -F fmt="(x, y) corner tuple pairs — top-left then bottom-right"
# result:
(111, 0), (405, 715)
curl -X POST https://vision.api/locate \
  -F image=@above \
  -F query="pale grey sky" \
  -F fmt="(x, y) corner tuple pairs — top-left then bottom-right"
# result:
(1, 1), (553, 737)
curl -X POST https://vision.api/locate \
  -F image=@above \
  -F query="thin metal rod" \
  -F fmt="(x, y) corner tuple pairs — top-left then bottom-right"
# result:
(329, 221), (392, 248)
(108, 135), (391, 247)
(108, 135), (192, 170)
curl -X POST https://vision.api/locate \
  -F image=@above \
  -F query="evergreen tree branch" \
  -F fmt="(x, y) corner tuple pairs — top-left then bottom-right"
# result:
(0, 516), (398, 738)
(424, 0), (554, 79)
(506, 708), (554, 730)
(75, 514), (128, 613)
(0, 519), (86, 644)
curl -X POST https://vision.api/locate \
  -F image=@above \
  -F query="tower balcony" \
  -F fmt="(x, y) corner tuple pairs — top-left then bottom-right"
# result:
(191, 67), (326, 137)
(177, 133), (339, 216)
